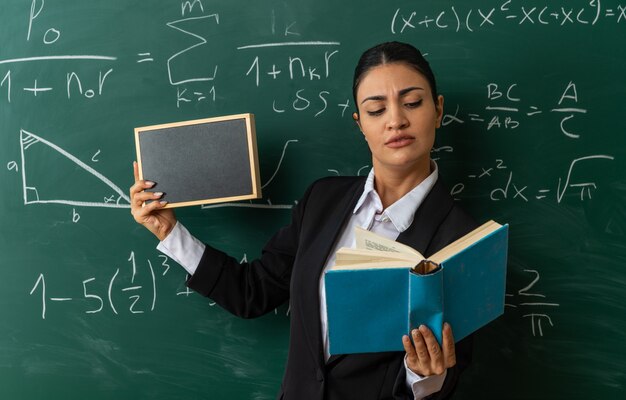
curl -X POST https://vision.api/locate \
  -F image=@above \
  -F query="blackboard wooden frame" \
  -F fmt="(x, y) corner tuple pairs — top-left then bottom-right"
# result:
(134, 113), (261, 208)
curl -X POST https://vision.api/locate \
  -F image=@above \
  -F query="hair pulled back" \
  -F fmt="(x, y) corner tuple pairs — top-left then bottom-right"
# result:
(353, 42), (438, 112)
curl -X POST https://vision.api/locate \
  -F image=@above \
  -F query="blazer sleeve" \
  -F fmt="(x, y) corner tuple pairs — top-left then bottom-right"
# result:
(185, 182), (315, 319)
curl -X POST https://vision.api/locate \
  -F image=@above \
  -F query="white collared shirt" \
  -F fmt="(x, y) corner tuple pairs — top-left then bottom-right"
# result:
(157, 162), (447, 399)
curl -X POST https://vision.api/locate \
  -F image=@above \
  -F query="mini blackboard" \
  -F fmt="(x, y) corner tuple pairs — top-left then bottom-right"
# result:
(134, 113), (261, 208)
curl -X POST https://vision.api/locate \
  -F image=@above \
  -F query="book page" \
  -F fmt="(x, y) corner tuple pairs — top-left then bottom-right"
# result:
(329, 260), (416, 271)
(335, 248), (418, 266)
(354, 226), (424, 258)
(429, 220), (502, 264)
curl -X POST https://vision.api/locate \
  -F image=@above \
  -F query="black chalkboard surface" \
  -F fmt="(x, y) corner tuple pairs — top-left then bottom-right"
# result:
(1, 0), (625, 399)
(135, 114), (261, 207)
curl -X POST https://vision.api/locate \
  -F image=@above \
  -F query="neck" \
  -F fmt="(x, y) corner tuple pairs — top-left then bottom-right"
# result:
(373, 159), (432, 209)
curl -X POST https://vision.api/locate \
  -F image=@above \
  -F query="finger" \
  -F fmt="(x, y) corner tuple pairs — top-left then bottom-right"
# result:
(135, 191), (163, 203)
(419, 325), (445, 374)
(442, 322), (457, 368)
(130, 188), (155, 212)
(133, 161), (139, 182)
(130, 179), (155, 199)
(146, 199), (168, 212)
(131, 179), (155, 192)
(132, 162), (156, 192)
(135, 199), (167, 219)
(402, 334), (418, 363)
(412, 328), (430, 363)
(419, 325), (441, 357)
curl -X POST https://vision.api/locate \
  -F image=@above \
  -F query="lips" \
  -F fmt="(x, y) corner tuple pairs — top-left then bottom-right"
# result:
(385, 134), (415, 148)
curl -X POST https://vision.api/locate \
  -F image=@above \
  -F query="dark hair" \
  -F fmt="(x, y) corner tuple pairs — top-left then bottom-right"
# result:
(353, 41), (438, 112)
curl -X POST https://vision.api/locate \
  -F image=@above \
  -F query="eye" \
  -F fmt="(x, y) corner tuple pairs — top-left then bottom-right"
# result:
(366, 108), (385, 116)
(405, 99), (423, 108)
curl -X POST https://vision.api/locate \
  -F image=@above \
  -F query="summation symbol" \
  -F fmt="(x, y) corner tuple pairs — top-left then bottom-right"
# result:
(167, 14), (220, 85)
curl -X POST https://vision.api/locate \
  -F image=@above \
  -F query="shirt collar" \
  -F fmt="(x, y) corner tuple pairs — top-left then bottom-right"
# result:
(353, 168), (378, 213)
(353, 161), (439, 232)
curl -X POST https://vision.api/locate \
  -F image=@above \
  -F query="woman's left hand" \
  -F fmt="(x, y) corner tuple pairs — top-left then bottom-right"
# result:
(402, 323), (456, 376)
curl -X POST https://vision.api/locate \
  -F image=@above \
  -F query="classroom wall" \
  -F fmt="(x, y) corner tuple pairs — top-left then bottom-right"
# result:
(1, 0), (625, 399)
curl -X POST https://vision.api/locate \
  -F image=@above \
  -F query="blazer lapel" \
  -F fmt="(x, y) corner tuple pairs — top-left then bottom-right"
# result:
(297, 178), (366, 368)
(395, 179), (454, 256)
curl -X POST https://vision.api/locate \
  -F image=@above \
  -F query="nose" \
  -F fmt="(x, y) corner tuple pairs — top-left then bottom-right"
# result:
(386, 103), (409, 130)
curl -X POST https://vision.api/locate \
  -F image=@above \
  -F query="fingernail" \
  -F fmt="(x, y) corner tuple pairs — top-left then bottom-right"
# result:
(159, 201), (168, 205)
(412, 329), (419, 336)
(145, 181), (155, 187)
(153, 192), (163, 198)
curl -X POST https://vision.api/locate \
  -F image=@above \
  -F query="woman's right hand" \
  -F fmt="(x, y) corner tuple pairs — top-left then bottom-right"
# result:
(130, 161), (177, 241)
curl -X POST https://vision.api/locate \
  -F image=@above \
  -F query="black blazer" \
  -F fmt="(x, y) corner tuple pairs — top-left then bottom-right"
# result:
(187, 176), (478, 400)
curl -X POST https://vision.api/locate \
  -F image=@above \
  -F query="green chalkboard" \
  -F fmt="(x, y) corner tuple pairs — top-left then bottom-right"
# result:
(1, 0), (624, 399)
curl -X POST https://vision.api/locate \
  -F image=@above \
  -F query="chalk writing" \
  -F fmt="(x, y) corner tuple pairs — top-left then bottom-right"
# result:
(452, 154), (615, 203)
(27, 0), (61, 44)
(391, 1), (621, 34)
(181, 0), (205, 17)
(136, 52), (154, 63)
(30, 253), (164, 319)
(1, 3), (117, 102)
(244, 51), (338, 86)
(19, 130), (130, 209)
(237, 41), (341, 50)
(506, 269), (560, 337)
(67, 69), (114, 99)
(203, 139), (299, 210)
(442, 81), (590, 137)
(327, 165), (371, 176)
(166, 14), (220, 86)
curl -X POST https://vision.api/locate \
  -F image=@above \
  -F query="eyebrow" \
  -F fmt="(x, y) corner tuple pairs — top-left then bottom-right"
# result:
(360, 86), (425, 105)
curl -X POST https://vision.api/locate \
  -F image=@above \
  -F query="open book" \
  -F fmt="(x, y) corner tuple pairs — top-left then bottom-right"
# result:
(324, 220), (508, 355)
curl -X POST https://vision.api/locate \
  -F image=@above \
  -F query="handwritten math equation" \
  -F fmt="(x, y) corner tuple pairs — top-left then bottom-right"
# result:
(0, 0), (117, 103)
(0, 1), (352, 116)
(28, 252), (291, 319)
(443, 81), (589, 138)
(168, 2), (351, 115)
(5, 1), (621, 118)
(391, 0), (625, 34)
(434, 80), (615, 203)
(506, 269), (560, 337)
(448, 154), (615, 204)
(28, 252), (189, 319)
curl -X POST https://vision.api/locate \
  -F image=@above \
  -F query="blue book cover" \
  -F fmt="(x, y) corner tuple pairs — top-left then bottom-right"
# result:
(325, 267), (409, 354)
(325, 221), (508, 355)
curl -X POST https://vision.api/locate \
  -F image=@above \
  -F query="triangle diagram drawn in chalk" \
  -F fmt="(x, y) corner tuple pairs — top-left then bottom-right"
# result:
(19, 129), (131, 208)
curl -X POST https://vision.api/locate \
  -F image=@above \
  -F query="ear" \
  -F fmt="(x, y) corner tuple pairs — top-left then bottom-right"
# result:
(435, 95), (444, 128)
(353, 112), (363, 131)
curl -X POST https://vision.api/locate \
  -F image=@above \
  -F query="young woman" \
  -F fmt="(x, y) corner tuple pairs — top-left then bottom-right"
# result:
(130, 41), (477, 400)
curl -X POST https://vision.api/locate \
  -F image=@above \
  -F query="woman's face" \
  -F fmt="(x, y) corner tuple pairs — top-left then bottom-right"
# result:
(355, 62), (443, 173)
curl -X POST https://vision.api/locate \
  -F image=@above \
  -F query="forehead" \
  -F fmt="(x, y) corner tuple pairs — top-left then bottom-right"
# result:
(356, 63), (431, 99)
